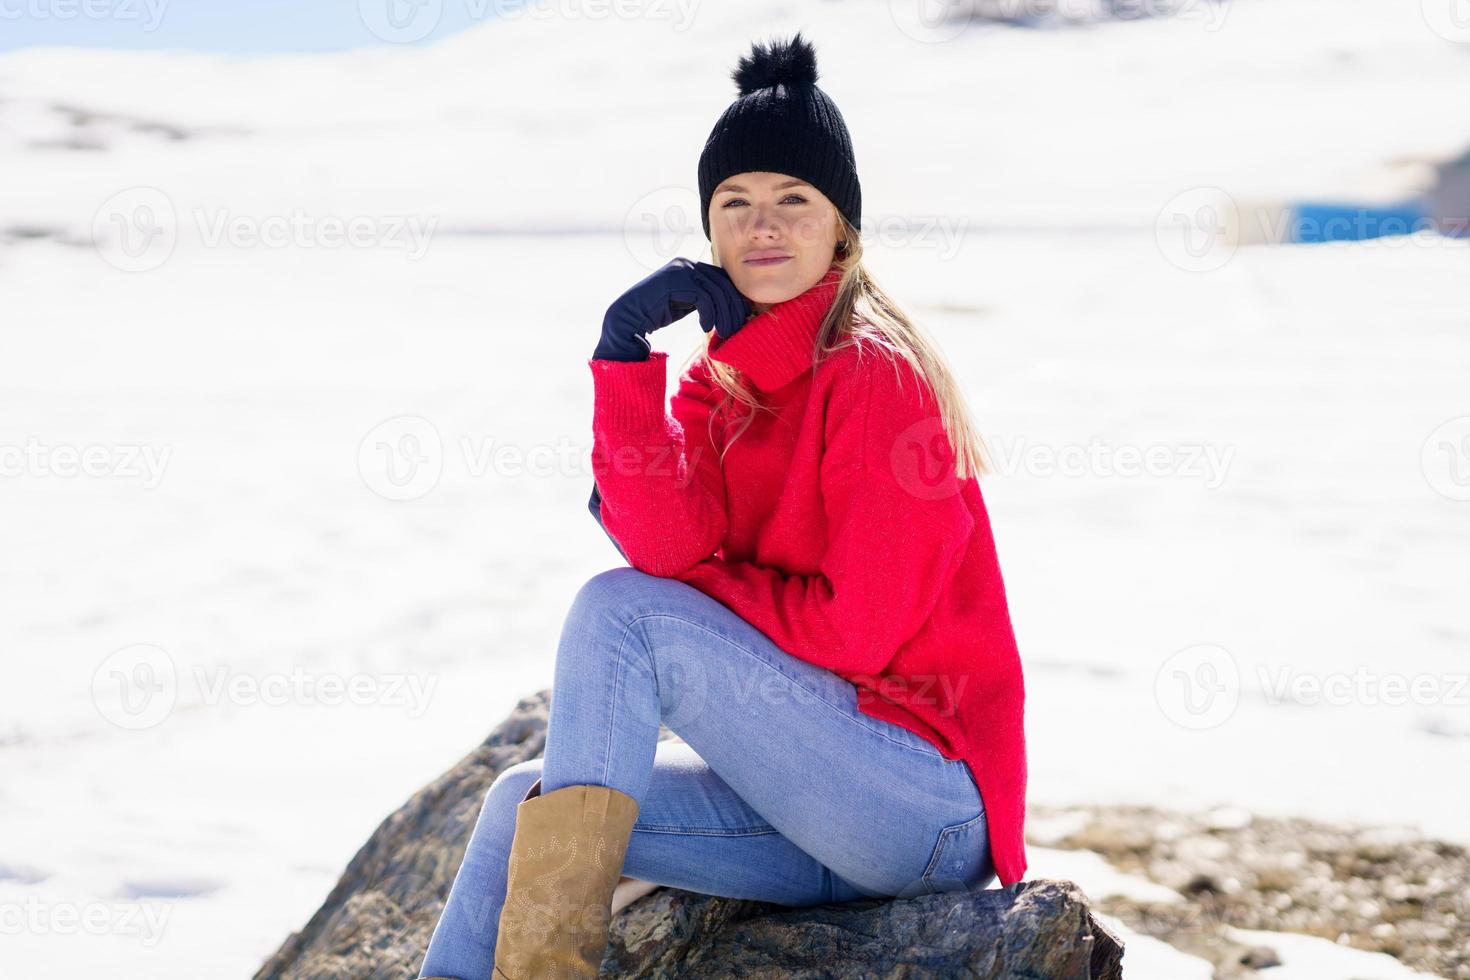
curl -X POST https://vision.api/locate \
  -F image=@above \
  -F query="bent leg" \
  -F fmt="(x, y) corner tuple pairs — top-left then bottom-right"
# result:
(542, 566), (991, 902)
(417, 740), (871, 980)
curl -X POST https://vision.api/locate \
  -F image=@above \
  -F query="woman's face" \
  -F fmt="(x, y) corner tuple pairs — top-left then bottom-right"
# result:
(709, 171), (842, 314)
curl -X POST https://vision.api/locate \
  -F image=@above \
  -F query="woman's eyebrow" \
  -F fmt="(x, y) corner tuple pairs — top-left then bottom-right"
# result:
(716, 180), (811, 194)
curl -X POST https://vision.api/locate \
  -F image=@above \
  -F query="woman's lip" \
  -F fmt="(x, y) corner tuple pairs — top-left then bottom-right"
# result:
(744, 255), (791, 266)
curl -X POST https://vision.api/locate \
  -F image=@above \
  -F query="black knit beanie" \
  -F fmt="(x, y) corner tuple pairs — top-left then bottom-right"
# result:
(697, 32), (862, 242)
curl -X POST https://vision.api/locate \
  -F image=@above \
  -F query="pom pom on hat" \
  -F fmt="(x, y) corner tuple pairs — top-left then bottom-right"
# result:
(732, 31), (820, 95)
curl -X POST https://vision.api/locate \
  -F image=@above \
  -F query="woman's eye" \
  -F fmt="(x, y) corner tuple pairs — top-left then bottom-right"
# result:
(722, 195), (807, 207)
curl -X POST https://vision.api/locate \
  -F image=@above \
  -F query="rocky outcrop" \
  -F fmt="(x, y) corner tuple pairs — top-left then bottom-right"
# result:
(255, 690), (1122, 979)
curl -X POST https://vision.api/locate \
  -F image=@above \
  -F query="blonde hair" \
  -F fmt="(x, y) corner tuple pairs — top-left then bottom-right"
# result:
(688, 217), (993, 481)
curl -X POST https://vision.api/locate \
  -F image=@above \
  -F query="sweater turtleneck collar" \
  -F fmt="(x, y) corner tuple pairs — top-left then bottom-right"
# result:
(706, 262), (844, 393)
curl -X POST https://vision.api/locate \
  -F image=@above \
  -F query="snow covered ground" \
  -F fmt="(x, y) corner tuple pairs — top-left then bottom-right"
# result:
(1, 1), (1467, 976)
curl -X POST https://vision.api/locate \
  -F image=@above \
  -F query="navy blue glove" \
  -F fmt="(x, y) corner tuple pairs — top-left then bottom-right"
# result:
(592, 257), (752, 362)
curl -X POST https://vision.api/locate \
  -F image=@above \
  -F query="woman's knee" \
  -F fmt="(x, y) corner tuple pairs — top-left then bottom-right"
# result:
(559, 567), (682, 665)
(569, 566), (660, 620)
(479, 760), (543, 823)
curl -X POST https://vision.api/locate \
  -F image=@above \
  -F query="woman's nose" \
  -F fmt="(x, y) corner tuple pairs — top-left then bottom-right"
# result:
(749, 207), (782, 236)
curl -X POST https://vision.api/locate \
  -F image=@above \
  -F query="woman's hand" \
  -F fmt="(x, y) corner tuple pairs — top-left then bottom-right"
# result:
(593, 258), (752, 361)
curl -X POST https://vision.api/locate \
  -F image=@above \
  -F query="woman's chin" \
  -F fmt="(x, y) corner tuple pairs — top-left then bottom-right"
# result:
(745, 291), (797, 311)
(735, 271), (808, 308)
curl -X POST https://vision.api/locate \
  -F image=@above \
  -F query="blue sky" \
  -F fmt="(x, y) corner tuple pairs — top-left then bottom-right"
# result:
(0, 0), (509, 53)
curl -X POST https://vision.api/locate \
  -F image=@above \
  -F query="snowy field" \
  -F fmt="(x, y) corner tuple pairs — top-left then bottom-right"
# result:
(1, 1), (1468, 977)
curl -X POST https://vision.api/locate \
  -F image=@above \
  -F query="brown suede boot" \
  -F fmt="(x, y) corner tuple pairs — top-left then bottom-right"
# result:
(492, 777), (640, 979)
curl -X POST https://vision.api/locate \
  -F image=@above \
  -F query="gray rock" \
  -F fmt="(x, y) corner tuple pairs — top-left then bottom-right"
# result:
(255, 691), (1122, 980)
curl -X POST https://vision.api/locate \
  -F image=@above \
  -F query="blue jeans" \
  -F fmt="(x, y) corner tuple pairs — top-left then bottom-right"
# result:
(418, 566), (993, 979)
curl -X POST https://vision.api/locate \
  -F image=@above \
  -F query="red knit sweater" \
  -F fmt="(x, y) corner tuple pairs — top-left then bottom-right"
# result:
(587, 263), (1028, 887)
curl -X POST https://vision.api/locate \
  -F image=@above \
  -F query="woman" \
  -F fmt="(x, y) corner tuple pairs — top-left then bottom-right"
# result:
(419, 32), (1027, 980)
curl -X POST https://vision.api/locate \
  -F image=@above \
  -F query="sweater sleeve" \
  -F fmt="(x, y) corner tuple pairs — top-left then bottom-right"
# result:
(589, 351), (728, 577)
(673, 355), (975, 678)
